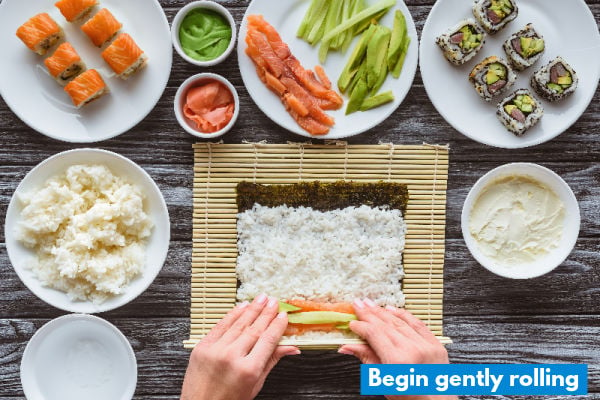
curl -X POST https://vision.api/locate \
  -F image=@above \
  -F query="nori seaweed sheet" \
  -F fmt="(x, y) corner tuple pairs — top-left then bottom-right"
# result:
(236, 181), (409, 214)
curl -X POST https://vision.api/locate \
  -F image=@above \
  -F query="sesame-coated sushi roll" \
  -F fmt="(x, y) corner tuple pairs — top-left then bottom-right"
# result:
(472, 0), (518, 34)
(469, 56), (516, 101)
(64, 69), (108, 108)
(44, 42), (86, 86)
(531, 57), (578, 102)
(55, 0), (98, 22)
(496, 89), (543, 136)
(503, 24), (545, 71)
(80, 8), (122, 47)
(16, 13), (64, 55)
(101, 33), (148, 80)
(436, 19), (486, 66)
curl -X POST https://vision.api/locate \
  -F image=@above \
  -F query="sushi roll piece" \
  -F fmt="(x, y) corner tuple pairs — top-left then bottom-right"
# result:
(472, 0), (518, 34)
(469, 56), (516, 101)
(436, 19), (486, 66)
(496, 89), (543, 136)
(55, 0), (98, 23)
(101, 33), (148, 80)
(531, 56), (578, 102)
(44, 42), (86, 86)
(80, 8), (122, 47)
(503, 24), (545, 71)
(16, 13), (64, 55)
(64, 69), (108, 108)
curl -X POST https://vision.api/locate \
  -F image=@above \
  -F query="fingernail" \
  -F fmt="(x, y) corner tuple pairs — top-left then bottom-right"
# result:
(238, 301), (249, 309)
(289, 349), (301, 355)
(267, 297), (277, 308)
(364, 298), (376, 308)
(385, 305), (396, 312)
(277, 311), (287, 319)
(255, 293), (267, 305)
(338, 348), (354, 356)
(353, 298), (364, 309)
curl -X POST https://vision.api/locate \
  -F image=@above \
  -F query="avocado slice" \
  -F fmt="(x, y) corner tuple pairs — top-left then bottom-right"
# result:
(387, 10), (407, 71)
(360, 90), (395, 111)
(367, 25), (391, 90)
(557, 75), (572, 85)
(486, 69), (500, 84)
(346, 78), (368, 115)
(504, 104), (517, 114)
(278, 301), (302, 313)
(287, 311), (358, 325)
(338, 24), (377, 93)
(547, 82), (564, 93)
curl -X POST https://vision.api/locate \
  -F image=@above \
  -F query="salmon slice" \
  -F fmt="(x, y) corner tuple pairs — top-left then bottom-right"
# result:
(55, 0), (98, 22)
(314, 65), (332, 90)
(284, 323), (337, 336)
(283, 93), (309, 117)
(63, 69), (107, 108)
(101, 33), (146, 78)
(287, 108), (330, 135)
(285, 56), (343, 107)
(247, 14), (291, 60)
(265, 70), (287, 96)
(247, 29), (285, 78)
(44, 42), (85, 85)
(245, 40), (270, 75)
(286, 299), (355, 315)
(16, 13), (63, 55)
(81, 8), (121, 47)
(280, 76), (334, 126)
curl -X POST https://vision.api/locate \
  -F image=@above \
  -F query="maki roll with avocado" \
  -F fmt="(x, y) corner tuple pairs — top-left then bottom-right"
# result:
(503, 24), (545, 71)
(469, 56), (516, 101)
(531, 56), (578, 102)
(436, 19), (486, 65)
(496, 89), (543, 136)
(472, 0), (518, 34)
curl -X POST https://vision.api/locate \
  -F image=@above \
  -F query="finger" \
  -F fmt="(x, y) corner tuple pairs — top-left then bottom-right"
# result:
(253, 346), (300, 395)
(348, 320), (395, 357)
(246, 311), (289, 369)
(386, 306), (439, 344)
(220, 294), (269, 345)
(362, 299), (423, 345)
(200, 301), (249, 345)
(338, 344), (381, 364)
(354, 299), (413, 348)
(233, 296), (280, 355)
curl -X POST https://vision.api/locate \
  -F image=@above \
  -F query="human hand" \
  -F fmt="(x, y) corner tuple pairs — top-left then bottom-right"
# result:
(181, 294), (300, 400)
(338, 299), (456, 400)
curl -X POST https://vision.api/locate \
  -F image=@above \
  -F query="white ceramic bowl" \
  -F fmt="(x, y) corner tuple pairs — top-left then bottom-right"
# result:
(4, 149), (171, 313)
(174, 72), (240, 138)
(461, 163), (580, 279)
(171, 1), (237, 67)
(21, 314), (137, 400)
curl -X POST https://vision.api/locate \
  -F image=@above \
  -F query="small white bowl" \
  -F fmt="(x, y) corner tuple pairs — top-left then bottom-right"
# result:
(461, 163), (580, 279)
(174, 72), (239, 138)
(171, 1), (237, 67)
(21, 314), (137, 400)
(4, 149), (171, 313)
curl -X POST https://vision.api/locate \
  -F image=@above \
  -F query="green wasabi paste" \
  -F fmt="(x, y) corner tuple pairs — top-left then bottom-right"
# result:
(179, 8), (232, 61)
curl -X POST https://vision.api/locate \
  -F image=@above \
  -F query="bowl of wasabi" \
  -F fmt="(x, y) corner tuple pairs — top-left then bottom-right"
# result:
(171, 1), (237, 67)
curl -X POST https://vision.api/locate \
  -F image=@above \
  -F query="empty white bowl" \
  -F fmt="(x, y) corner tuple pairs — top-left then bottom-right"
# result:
(21, 314), (137, 400)
(461, 163), (580, 279)
(174, 72), (239, 138)
(171, 1), (237, 67)
(4, 149), (171, 313)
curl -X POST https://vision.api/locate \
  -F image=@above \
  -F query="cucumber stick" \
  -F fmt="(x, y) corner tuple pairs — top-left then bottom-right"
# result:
(287, 311), (357, 325)
(322, 0), (395, 43)
(278, 301), (302, 313)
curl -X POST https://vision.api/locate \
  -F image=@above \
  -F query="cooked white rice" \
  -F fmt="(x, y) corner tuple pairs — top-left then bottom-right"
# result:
(15, 164), (153, 303)
(236, 204), (406, 306)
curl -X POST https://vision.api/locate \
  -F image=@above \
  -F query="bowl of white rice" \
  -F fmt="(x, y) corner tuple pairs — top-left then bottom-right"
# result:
(4, 148), (171, 313)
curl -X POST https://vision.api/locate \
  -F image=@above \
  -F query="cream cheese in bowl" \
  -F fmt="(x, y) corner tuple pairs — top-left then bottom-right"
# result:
(469, 175), (565, 266)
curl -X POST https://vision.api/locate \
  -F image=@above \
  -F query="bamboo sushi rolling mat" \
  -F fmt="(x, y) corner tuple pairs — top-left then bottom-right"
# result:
(185, 142), (451, 350)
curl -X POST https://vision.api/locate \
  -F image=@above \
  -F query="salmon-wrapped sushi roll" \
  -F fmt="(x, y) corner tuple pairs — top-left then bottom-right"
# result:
(55, 0), (98, 22)
(81, 8), (122, 47)
(16, 13), (64, 55)
(64, 69), (108, 108)
(102, 33), (148, 79)
(44, 42), (86, 85)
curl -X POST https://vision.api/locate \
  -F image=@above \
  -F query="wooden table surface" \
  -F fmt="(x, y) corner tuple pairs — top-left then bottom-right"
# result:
(1, 1), (599, 399)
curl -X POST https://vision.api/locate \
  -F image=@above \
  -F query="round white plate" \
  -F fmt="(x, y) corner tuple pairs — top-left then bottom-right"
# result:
(0, 0), (172, 143)
(21, 314), (137, 400)
(461, 163), (580, 279)
(238, 0), (418, 139)
(5, 149), (171, 313)
(420, 0), (600, 148)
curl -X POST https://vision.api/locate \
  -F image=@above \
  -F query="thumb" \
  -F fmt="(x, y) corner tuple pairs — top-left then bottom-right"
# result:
(252, 346), (300, 398)
(338, 344), (381, 364)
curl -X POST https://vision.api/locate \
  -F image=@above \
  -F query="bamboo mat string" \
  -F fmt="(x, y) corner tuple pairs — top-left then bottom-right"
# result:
(298, 144), (305, 182)
(386, 143), (395, 182)
(343, 144), (349, 181)
(201, 143), (213, 330)
(252, 143), (258, 183)
(426, 146), (440, 327)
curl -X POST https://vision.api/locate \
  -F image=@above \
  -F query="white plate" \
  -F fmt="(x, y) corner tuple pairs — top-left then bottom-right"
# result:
(461, 163), (580, 279)
(238, 0), (418, 139)
(0, 0), (172, 143)
(21, 314), (137, 400)
(5, 149), (171, 313)
(420, 0), (600, 148)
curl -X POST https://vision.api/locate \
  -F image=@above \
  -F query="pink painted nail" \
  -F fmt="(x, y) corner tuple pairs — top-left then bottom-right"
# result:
(338, 348), (354, 356)
(385, 305), (396, 312)
(267, 297), (277, 308)
(277, 311), (287, 319)
(288, 349), (301, 355)
(353, 299), (365, 309)
(238, 301), (249, 309)
(364, 298), (376, 307)
(255, 293), (267, 304)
